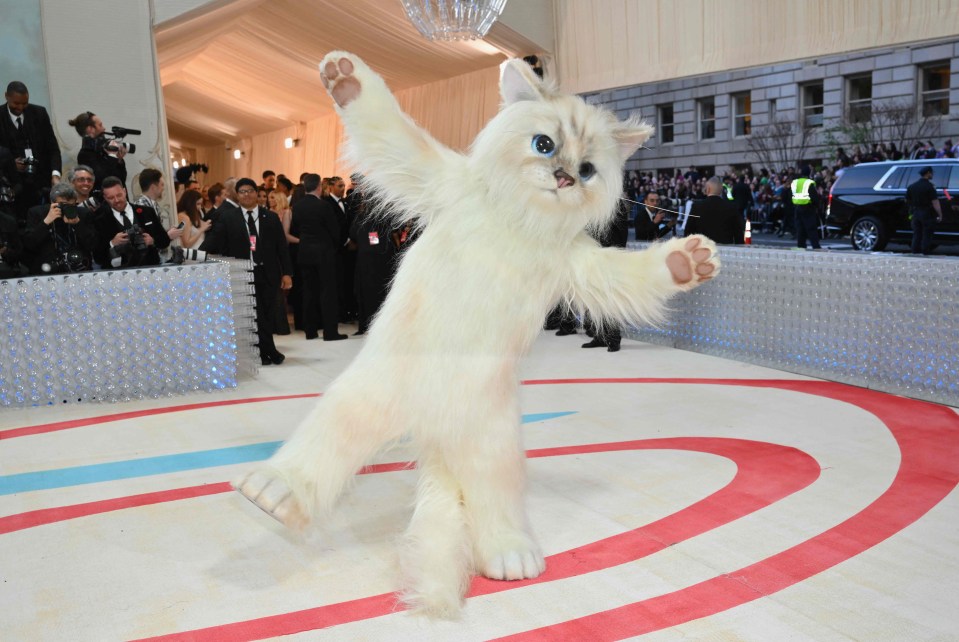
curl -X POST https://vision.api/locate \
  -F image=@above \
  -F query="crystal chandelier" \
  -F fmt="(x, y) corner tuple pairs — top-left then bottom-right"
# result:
(401, 0), (508, 41)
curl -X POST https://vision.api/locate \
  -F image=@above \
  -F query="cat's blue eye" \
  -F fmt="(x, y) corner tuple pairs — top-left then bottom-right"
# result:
(578, 162), (596, 180)
(531, 134), (555, 156)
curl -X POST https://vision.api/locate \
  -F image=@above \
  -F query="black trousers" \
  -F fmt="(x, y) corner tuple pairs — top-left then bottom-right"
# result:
(253, 269), (278, 357)
(795, 206), (821, 249)
(300, 261), (340, 338)
(911, 213), (937, 254)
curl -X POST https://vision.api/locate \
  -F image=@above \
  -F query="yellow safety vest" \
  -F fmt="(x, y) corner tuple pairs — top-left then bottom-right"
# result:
(790, 178), (814, 205)
(725, 186), (734, 201)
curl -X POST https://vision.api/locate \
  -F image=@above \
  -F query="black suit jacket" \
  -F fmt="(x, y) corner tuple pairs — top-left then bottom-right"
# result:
(201, 204), (291, 286)
(324, 195), (350, 246)
(77, 136), (127, 191)
(0, 104), (62, 182)
(684, 195), (745, 245)
(292, 194), (341, 266)
(92, 202), (170, 267)
(23, 204), (98, 274)
(0, 210), (24, 277)
(634, 207), (670, 241)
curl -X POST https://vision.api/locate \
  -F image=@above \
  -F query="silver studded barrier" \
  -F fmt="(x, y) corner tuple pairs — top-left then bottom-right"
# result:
(626, 244), (959, 407)
(0, 259), (258, 408)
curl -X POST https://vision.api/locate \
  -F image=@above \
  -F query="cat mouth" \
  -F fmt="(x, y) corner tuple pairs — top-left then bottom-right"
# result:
(553, 169), (576, 189)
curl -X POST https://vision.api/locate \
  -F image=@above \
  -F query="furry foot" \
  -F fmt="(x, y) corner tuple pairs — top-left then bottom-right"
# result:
(478, 535), (546, 581)
(233, 469), (309, 531)
(666, 235), (720, 287)
(320, 53), (362, 108)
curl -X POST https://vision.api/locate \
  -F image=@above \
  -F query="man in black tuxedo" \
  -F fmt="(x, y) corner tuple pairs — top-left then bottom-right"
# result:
(92, 176), (171, 268)
(634, 191), (674, 241)
(325, 175), (357, 323)
(0, 82), (62, 225)
(292, 173), (346, 341)
(684, 177), (745, 245)
(23, 182), (97, 274)
(201, 177), (293, 365)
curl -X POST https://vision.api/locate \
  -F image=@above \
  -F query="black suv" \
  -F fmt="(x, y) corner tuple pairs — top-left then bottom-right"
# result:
(825, 159), (959, 251)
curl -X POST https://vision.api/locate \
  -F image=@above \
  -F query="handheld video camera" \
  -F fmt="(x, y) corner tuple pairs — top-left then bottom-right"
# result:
(99, 126), (141, 155)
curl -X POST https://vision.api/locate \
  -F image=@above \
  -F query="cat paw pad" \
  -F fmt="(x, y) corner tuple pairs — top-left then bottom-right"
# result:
(319, 53), (362, 108)
(233, 469), (309, 531)
(666, 235), (719, 287)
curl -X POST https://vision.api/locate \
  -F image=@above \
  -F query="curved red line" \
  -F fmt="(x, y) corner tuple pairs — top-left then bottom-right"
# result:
(0, 394), (320, 441)
(497, 380), (959, 641)
(135, 437), (818, 642)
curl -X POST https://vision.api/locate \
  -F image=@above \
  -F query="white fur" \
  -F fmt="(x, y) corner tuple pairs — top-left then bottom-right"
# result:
(235, 52), (720, 617)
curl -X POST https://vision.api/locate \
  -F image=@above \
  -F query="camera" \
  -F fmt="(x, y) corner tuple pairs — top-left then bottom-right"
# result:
(170, 246), (207, 264)
(98, 126), (140, 155)
(41, 249), (88, 274)
(19, 156), (40, 176)
(58, 203), (79, 219)
(126, 223), (147, 251)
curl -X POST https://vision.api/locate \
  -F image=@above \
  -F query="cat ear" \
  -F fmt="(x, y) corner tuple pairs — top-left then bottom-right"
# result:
(500, 59), (546, 105)
(612, 119), (655, 163)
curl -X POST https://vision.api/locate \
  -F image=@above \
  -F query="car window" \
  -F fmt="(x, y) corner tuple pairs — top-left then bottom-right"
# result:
(879, 168), (906, 189)
(902, 167), (951, 190)
(949, 169), (959, 192)
(837, 165), (890, 189)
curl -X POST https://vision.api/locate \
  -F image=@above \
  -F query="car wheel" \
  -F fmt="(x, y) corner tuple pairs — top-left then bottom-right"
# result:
(850, 215), (887, 251)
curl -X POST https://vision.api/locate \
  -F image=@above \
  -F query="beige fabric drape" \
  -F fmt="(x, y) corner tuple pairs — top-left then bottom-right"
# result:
(554, 0), (959, 94)
(196, 64), (502, 183)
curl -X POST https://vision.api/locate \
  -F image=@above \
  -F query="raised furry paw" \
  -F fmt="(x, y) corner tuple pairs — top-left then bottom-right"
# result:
(233, 468), (309, 531)
(319, 52), (363, 108)
(665, 235), (720, 288)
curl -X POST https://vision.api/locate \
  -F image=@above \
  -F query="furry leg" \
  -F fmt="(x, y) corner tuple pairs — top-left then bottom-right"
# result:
(234, 386), (404, 530)
(399, 454), (472, 618)
(452, 410), (545, 582)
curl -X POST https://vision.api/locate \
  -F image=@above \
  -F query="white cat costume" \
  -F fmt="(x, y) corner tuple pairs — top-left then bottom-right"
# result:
(236, 52), (720, 616)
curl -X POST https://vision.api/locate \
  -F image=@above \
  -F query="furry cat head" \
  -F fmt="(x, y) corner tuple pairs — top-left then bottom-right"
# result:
(470, 59), (653, 235)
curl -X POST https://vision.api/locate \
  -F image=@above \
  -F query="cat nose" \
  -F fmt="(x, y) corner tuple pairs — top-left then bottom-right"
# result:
(554, 168), (575, 188)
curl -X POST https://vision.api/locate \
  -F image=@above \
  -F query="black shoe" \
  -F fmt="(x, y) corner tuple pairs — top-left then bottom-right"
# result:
(304, 332), (319, 340)
(353, 329), (366, 336)
(606, 344), (621, 353)
(556, 328), (577, 336)
(270, 351), (285, 364)
(544, 323), (560, 331)
(260, 354), (273, 366)
(324, 333), (348, 341)
(582, 338), (606, 348)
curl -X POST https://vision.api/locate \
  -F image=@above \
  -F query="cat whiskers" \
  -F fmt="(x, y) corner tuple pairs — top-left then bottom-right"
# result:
(579, 185), (699, 218)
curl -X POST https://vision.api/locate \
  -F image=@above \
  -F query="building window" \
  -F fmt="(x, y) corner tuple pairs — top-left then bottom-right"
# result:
(698, 97), (715, 140)
(732, 92), (751, 136)
(768, 98), (777, 120)
(801, 82), (824, 127)
(846, 74), (872, 124)
(921, 62), (950, 117)
(658, 104), (675, 143)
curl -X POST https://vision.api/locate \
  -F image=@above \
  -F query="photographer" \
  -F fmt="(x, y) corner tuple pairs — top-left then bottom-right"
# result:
(68, 165), (99, 210)
(23, 182), (97, 275)
(93, 176), (169, 268)
(1, 82), (62, 224)
(69, 111), (131, 192)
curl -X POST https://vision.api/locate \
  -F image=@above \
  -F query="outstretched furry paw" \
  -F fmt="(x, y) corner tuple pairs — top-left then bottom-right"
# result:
(319, 52), (363, 108)
(665, 235), (720, 288)
(233, 468), (309, 531)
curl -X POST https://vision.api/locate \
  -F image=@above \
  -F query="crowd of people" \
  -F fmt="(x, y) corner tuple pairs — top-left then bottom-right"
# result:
(1, 78), (953, 361)
(0, 81), (413, 366)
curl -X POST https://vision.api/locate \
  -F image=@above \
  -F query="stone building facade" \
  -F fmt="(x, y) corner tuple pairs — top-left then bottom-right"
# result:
(585, 37), (959, 175)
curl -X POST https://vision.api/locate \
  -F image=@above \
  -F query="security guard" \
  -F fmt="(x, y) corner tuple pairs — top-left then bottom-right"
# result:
(790, 171), (822, 249)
